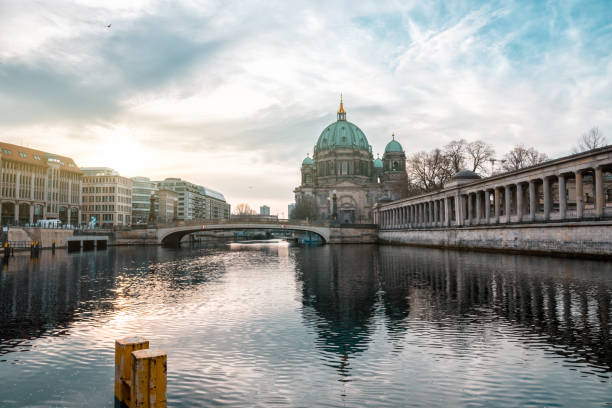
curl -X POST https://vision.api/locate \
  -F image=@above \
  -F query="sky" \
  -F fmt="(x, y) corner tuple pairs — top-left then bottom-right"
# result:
(1, 0), (611, 216)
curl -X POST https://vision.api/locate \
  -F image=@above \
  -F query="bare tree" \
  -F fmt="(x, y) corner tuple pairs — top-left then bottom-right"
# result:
(501, 145), (548, 172)
(465, 140), (495, 174)
(444, 139), (467, 174)
(234, 203), (255, 215)
(291, 195), (318, 220)
(573, 126), (607, 153)
(406, 149), (453, 192)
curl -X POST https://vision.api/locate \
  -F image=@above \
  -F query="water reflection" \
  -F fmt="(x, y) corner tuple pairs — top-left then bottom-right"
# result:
(297, 245), (612, 379)
(0, 246), (227, 357)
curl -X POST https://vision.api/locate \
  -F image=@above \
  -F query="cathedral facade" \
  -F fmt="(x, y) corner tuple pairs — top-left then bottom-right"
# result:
(294, 99), (409, 224)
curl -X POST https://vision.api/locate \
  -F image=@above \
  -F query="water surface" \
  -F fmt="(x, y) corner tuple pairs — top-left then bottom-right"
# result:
(0, 243), (611, 407)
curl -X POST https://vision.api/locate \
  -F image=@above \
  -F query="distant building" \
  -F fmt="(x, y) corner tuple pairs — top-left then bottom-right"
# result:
(260, 205), (270, 216)
(156, 189), (178, 223)
(157, 178), (206, 220)
(199, 186), (231, 219)
(288, 203), (295, 219)
(131, 177), (158, 224)
(0, 141), (82, 225)
(81, 167), (133, 227)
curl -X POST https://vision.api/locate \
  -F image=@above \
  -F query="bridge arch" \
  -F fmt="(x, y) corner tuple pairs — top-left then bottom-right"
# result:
(157, 223), (331, 247)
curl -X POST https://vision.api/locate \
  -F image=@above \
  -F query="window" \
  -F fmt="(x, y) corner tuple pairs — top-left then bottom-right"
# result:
(18, 152), (27, 158)
(3, 149), (11, 155)
(34, 155), (41, 160)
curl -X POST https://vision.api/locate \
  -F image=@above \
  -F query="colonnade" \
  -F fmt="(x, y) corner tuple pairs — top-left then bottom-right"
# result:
(376, 164), (612, 230)
(0, 201), (80, 226)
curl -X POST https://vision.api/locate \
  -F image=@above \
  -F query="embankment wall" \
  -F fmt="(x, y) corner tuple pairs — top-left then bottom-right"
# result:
(378, 221), (612, 257)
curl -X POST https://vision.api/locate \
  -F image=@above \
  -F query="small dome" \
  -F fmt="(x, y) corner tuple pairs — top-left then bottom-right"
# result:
(384, 139), (403, 153)
(373, 158), (383, 168)
(453, 169), (481, 180)
(302, 155), (314, 165)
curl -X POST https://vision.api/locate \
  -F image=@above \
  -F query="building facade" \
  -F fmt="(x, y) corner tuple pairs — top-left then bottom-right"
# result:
(0, 142), (82, 226)
(260, 205), (270, 216)
(293, 99), (408, 223)
(156, 189), (178, 223)
(81, 167), (133, 227)
(157, 178), (206, 220)
(131, 177), (158, 224)
(199, 186), (231, 219)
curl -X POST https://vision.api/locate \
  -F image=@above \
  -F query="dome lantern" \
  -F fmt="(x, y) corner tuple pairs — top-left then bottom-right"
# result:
(337, 93), (346, 121)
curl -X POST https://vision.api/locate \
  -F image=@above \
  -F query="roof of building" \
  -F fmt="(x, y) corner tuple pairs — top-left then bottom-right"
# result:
(81, 167), (120, 176)
(315, 120), (371, 152)
(199, 186), (226, 201)
(384, 135), (404, 153)
(302, 154), (314, 165)
(373, 157), (383, 168)
(453, 169), (482, 180)
(0, 141), (81, 173)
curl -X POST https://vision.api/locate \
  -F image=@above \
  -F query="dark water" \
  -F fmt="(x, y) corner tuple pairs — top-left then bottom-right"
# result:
(0, 243), (611, 407)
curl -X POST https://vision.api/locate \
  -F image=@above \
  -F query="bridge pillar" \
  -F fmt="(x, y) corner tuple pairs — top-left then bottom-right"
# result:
(595, 166), (604, 217)
(558, 175), (566, 220)
(543, 177), (551, 220)
(575, 171), (584, 219)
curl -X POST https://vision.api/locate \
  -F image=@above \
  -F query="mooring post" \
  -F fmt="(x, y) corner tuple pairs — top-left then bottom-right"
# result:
(131, 349), (167, 408)
(115, 337), (149, 407)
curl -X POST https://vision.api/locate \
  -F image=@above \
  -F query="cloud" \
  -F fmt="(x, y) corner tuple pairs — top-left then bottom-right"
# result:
(0, 0), (611, 215)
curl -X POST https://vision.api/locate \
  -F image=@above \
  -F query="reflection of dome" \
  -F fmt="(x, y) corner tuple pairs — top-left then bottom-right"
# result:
(373, 158), (383, 168)
(302, 155), (314, 165)
(315, 120), (370, 152)
(384, 139), (403, 153)
(453, 169), (481, 180)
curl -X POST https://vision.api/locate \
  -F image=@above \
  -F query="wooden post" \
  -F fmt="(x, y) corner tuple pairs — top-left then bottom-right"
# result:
(131, 349), (167, 408)
(115, 337), (149, 408)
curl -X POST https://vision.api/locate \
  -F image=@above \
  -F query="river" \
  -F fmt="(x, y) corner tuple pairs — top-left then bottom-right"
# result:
(0, 243), (610, 407)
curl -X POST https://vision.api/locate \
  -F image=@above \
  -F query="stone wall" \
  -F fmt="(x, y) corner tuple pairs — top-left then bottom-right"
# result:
(329, 226), (377, 244)
(378, 221), (612, 257)
(114, 229), (158, 245)
(9, 228), (75, 248)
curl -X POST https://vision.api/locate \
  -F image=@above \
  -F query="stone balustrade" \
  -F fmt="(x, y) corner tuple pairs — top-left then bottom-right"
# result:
(374, 146), (612, 230)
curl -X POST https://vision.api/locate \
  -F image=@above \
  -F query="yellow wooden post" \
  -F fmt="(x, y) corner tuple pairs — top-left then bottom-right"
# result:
(115, 337), (149, 408)
(131, 349), (167, 408)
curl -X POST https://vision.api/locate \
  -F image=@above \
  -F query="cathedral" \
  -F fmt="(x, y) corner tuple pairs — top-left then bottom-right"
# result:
(294, 98), (409, 223)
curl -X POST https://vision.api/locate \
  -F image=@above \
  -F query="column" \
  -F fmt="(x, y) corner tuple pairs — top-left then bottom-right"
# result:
(505, 185), (512, 223)
(455, 195), (461, 226)
(516, 183), (524, 221)
(467, 193), (473, 226)
(558, 175), (566, 220)
(595, 167), (604, 217)
(29, 204), (34, 224)
(529, 180), (536, 221)
(494, 188), (501, 223)
(475, 192), (482, 225)
(444, 197), (450, 227)
(14, 202), (19, 223)
(575, 171), (584, 219)
(484, 190), (490, 224)
(543, 177), (551, 220)
(428, 201), (434, 226)
(433, 200), (439, 226)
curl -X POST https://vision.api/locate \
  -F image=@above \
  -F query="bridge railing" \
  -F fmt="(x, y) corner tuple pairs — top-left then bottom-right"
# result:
(150, 218), (334, 228)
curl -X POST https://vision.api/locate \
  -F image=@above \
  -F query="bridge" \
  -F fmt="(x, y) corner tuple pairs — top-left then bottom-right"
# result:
(155, 219), (334, 246)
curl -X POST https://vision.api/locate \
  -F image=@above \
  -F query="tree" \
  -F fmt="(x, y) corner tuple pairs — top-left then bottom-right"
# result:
(291, 195), (318, 220)
(501, 145), (548, 172)
(406, 148), (453, 192)
(465, 140), (495, 174)
(234, 203), (255, 216)
(444, 139), (467, 174)
(573, 126), (607, 153)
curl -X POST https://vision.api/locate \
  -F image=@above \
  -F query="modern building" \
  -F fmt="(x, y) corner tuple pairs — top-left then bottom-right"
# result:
(131, 177), (158, 224)
(293, 98), (409, 223)
(0, 142), (82, 225)
(288, 203), (295, 219)
(157, 178), (206, 220)
(199, 186), (231, 219)
(156, 189), (178, 223)
(259, 205), (270, 216)
(81, 167), (133, 227)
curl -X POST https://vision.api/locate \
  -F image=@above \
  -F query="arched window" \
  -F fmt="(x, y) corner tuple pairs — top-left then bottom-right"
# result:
(393, 161), (399, 171)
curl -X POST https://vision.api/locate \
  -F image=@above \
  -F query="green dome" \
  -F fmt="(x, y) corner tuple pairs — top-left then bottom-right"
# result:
(385, 139), (403, 153)
(302, 156), (314, 165)
(315, 120), (371, 152)
(373, 158), (383, 168)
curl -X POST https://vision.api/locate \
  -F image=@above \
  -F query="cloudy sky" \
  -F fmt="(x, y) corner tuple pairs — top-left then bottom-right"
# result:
(1, 0), (611, 215)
